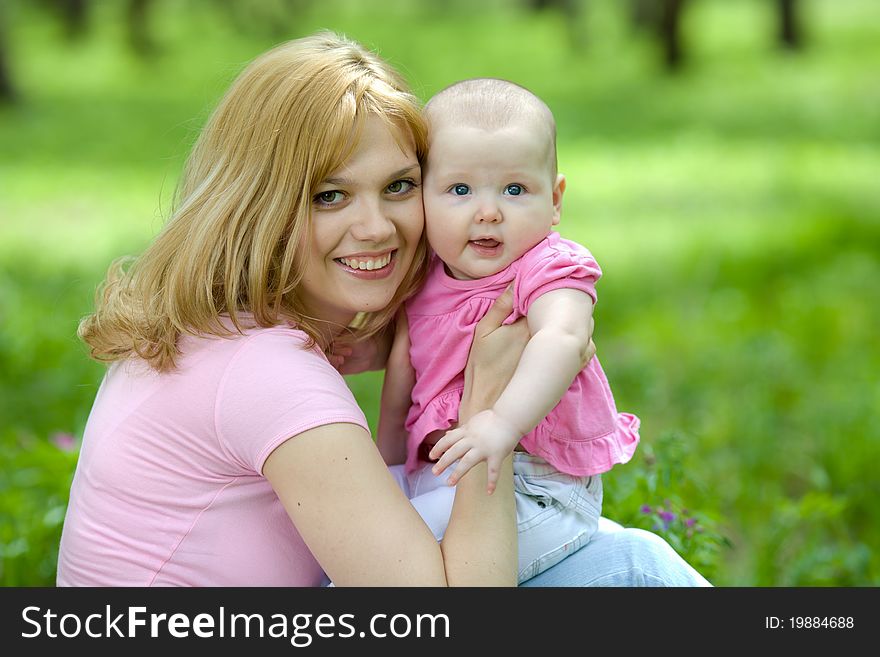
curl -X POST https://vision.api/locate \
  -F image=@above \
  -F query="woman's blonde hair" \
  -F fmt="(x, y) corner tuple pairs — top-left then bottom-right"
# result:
(79, 32), (429, 371)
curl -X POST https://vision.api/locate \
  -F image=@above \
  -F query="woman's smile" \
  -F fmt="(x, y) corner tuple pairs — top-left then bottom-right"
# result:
(334, 249), (398, 278)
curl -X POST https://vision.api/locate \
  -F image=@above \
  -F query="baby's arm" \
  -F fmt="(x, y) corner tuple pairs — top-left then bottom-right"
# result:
(376, 312), (415, 466)
(430, 288), (595, 492)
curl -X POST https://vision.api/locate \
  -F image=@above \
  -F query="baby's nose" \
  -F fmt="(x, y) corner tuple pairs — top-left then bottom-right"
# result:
(474, 202), (502, 223)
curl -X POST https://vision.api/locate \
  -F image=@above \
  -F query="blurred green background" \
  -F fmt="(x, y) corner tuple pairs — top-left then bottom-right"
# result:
(1, 0), (877, 586)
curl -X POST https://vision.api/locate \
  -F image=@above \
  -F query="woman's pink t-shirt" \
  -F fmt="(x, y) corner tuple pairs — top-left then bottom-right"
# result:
(404, 231), (640, 477)
(57, 324), (368, 586)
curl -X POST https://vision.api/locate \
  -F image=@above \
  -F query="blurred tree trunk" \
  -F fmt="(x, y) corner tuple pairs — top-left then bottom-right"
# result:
(60, 0), (89, 41)
(628, 0), (687, 71)
(217, 0), (310, 39)
(629, 0), (659, 31)
(127, 0), (155, 55)
(0, 40), (14, 105)
(660, 0), (685, 70)
(0, 9), (14, 104)
(526, 0), (587, 50)
(778, 0), (802, 49)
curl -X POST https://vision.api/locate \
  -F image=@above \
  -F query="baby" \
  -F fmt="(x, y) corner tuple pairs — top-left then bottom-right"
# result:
(378, 78), (640, 582)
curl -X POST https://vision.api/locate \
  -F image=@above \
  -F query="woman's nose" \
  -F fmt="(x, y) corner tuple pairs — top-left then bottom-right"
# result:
(351, 200), (396, 243)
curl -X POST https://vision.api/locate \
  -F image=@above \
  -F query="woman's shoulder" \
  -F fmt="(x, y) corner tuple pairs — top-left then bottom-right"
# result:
(179, 320), (319, 363)
(217, 324), (330, 377)
(174, 322), (338, 398)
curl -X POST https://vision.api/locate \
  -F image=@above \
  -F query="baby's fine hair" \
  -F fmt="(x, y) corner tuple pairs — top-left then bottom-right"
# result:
(79, 32), (429, 371)
(424, 78), (557, 175)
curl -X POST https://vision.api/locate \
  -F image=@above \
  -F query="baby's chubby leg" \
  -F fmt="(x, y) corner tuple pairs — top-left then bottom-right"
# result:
(387, 463), (456, 541)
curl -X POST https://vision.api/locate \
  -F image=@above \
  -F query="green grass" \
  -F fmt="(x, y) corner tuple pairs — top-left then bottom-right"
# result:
(1, 0), (878, 585)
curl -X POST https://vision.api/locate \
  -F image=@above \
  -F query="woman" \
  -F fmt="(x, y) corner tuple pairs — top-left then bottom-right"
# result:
(57, 32), (709, 587)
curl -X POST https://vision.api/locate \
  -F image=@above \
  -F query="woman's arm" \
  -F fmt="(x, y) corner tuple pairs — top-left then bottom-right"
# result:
(441, 289), (528, 585)
(264, 288), (526, 586)
(264, 422), (449, 585)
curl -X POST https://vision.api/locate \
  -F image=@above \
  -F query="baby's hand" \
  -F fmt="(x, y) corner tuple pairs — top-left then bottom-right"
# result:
(429, 409), (522, 494)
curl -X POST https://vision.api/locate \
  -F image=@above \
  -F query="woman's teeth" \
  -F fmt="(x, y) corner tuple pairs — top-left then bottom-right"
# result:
(337, 253), (393, 270)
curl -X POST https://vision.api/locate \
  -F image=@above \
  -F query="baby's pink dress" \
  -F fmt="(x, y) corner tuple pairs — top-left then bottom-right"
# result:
(404, 231), (640, 476)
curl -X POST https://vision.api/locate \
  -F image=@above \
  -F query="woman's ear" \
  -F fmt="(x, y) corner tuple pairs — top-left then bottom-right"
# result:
(551, 174), (566, 226)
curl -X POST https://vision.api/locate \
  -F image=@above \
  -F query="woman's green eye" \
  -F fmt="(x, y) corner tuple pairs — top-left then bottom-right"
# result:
(387, 180), (413, 194)
(315, 191), (343, 205)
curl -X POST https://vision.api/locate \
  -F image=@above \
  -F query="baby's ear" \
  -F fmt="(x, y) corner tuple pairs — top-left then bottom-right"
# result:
(551, 174), (566, 225)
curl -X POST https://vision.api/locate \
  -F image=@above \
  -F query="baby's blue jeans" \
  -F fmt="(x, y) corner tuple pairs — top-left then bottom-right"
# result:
(391, 459), (711, 587)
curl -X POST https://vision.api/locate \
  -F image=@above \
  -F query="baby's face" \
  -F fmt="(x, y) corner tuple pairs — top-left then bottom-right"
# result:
(423, 123), (563, 280)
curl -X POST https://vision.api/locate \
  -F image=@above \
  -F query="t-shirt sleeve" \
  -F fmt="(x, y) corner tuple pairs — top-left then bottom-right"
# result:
(515, 239), (602, 316)
(214, 330), (369, 474)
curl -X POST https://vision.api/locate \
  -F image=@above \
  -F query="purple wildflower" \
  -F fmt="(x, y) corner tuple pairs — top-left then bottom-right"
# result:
(51, 432), (77, 452)
(658, 510), (676, 530)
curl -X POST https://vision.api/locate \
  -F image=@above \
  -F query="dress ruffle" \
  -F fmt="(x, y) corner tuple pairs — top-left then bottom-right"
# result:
(405, 388), (640, 477)
(405, 389), (463, 474)
(519, 412), (640, 477)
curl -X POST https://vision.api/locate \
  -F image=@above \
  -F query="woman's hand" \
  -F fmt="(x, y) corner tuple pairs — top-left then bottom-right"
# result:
(459, 286), (532, 420)
(461, 292), (596, 418)
(327, 325), (394, 375)
(448, 285), (527, 493)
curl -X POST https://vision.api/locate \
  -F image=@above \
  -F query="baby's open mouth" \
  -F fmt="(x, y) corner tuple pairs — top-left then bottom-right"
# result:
(469, 239), (501, 248)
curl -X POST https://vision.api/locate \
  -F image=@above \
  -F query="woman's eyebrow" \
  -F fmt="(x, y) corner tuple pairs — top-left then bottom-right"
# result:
(321, 175), (353, 186)
(389, 164), (421, 179)
(321, 164), (420, 187)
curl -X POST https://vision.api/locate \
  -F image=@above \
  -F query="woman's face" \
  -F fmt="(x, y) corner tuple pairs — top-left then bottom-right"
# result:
(297, 116), (424, 329)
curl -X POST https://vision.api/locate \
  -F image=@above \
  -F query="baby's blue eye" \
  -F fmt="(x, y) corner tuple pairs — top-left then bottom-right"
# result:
(451, 184), (470, 196)
(505, 184), (524, 196)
